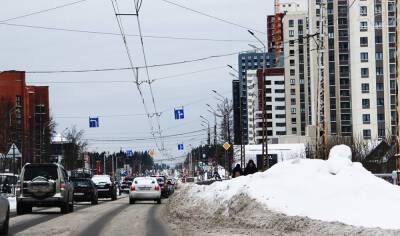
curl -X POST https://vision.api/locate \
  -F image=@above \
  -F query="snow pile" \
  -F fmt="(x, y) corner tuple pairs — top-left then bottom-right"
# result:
(186, 145), (400, 229)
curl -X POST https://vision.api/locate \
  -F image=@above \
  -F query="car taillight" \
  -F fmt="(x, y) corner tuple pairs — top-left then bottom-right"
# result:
(155, 185), (160, 191)
(130, 185), (135, 191)
(60, 183), (65, 191)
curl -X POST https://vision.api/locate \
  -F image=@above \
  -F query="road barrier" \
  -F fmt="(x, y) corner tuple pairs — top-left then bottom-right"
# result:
(374, 171), (398, 185)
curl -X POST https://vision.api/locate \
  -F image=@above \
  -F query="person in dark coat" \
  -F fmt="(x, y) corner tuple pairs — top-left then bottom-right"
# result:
(244, 160), (258, 176)
(232, 164), (243, 178)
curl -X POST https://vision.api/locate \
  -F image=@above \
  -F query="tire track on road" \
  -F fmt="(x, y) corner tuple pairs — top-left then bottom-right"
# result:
(146, 205), (169, 236)
(77, 202), (127, 236)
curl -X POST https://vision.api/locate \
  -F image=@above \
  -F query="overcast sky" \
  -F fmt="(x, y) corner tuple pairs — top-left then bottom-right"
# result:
(0, 0), (306, 163)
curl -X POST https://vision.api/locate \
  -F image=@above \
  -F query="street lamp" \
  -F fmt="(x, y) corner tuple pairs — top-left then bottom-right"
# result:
(248, 29), (268, 171)
(227, 64), (239, 73)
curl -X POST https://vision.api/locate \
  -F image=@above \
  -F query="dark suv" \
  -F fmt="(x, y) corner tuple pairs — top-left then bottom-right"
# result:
(91, 175), (117, 200)
(16, 163), (74, 214)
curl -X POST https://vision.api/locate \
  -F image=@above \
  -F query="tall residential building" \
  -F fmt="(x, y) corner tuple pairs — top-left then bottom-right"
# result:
(308, 0), (397, 141)
(0, 71), (50, 164)
(235, 52), (274, 144)
(246, 68), (286, 144)
(282, 10), (312, 136)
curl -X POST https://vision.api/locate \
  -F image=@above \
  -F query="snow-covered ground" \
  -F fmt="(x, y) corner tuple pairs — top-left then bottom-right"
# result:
(172, 145), (400, 231)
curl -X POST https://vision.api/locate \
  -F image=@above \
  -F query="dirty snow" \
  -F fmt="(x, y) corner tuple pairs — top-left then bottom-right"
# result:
(181, 145), (400, 230)
(8, 196), (15, 211)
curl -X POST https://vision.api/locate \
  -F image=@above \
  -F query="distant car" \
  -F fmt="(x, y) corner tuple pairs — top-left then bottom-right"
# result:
(71, 178), (98, 205)
(16, 163), (74, 214)
(120, 177), (134, 194)
(152, 176), (169, 198)
(129, 177), (161, 204)
(92, 175), (117, 201)
(0, 195), (9, 235)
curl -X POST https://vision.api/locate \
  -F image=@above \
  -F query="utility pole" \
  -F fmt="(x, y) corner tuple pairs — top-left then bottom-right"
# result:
(248, 30), (268, 170)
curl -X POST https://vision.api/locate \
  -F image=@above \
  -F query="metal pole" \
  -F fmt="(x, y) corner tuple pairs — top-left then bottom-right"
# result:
(103, 154), (106, 174)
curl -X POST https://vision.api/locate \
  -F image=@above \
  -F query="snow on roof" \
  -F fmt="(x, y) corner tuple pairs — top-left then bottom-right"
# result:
(187, 145), (400, 229)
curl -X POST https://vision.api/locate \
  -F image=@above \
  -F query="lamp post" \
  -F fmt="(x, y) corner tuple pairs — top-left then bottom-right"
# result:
(248, 29), (268, 171)
(200, 116), (211, 146)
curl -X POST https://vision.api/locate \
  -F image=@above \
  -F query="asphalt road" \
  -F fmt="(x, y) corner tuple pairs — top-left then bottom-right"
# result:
(8, 195), (173, 236)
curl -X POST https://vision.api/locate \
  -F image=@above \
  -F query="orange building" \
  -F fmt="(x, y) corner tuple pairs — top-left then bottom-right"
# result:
(0, 71), (49, 166)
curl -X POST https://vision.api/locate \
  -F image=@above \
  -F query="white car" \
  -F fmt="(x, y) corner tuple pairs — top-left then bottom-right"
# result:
(129, 177), (161, 204)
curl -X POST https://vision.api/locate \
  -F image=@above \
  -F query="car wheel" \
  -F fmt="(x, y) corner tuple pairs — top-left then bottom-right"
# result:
(129, 198), (135, 204)
(69, 201), (74, 213)
(16, 203), (23, 215)
(91, 197), (98, 205)
(0, 208), (9, 235)
(157, 198), (161, 204)
(60, 202), (69, 214)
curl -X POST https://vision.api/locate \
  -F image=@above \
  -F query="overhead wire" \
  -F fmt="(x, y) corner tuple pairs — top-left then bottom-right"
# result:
(109, 0), (162, 154)
(159, 0), (266, 35)
(0, 0), (89, 22)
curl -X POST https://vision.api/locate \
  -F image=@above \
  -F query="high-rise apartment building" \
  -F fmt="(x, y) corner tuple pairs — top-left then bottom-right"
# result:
(308, 0), (397, 141)
(282, 10), (312, 136)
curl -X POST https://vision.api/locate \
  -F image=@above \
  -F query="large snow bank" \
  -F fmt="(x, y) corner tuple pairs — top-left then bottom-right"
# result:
(187, 145), (400, 229)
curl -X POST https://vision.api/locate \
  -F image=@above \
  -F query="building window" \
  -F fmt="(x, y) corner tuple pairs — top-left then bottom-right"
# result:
(376, 67), (383, 76)
(289, 40), (295, 46)
(290, 50), (295, 56)
(298, 19), (303, 25)
(378, 114), (385, 121)
(376, 83), (384, 91)
(360, 37), (368, 47)
(291, 118), (296, 124)
(360, 52), (368, 62)
(360, 6), (367, 16)
(291, 108), (296, 114)
(388, 2), (395, 12)
(290, 79), (295, 85)
(290, 89), (296, 95)
(290, 59), (295, 66)
(361, 68), (369, 78)
(377, 98), (384, 106)
(376, 52), (383, 60)
(292, 127), (297, 134)
(363, 129), (371, 139)
(362, 114), (370, 124)
(289, 30), (295, 37)
(290, 69), (295, 76)
(361, 83), (369, 93)
(16, 95), (22, 107)
(362, 99), (370, 109)
(375, 36), (382, 44)
(360, 21), (368, 31)
(291, 98), (296, 105)
(289, 19), (294, 27)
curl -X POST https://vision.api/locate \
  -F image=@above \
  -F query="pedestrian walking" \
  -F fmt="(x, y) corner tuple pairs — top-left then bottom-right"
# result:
(232, 164), (243, 178)
(244, 160), (258, 176)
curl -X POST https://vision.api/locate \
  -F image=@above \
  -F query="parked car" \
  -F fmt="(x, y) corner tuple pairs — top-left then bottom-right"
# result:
(120, 177), (134, 194)
(91, 175), (117, 201)
(129, 177), (161, 204)
(0, 173), (18, 194)
(167, 179), (175, 195)
(71, 178), (98, 205)
(16, 163), (74, 214)
(0, 195), (9, 235)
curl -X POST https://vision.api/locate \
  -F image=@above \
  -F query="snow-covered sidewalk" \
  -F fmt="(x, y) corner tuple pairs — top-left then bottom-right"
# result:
(167, 145), (400, 235)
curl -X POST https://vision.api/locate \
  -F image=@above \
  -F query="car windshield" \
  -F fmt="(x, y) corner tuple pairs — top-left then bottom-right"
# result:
(134, 178), (156, 185)
(23, 165), (58, 181)
(72, 179), (92, 187)
(92, 175), (111, 184)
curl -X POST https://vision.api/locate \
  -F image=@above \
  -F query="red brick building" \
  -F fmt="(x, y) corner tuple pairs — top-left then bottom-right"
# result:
(0, 71), (50, 166)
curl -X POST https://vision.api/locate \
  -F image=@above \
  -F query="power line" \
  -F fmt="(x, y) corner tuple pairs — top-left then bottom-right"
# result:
(160, 0), (266, 35)
(86, 128), (207, 142)
(20, 51), (239, 74)
(0, 0), (89, 22)
(0, 22), (254, 43)
(27, 65), (231, 84)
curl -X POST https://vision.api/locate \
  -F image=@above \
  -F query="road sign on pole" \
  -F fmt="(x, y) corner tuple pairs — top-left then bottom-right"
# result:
(6, 143), (22, 159)
(89, 117), (99, 128)
(222, 142), (231, 151)
(126, 150), (133, 157)
(174, 108), (185, 120)
(177, 144), (184, 150)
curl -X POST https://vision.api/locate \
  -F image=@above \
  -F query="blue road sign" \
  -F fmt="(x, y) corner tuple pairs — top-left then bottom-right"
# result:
(174, 108), (184, 120)
(126, 150), (133, 157)
(89, 117), (99, 128)
(177, 144), (184, 150)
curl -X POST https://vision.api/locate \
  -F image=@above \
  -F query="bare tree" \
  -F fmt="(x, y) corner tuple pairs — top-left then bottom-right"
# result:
(64, 126), (88, 170)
